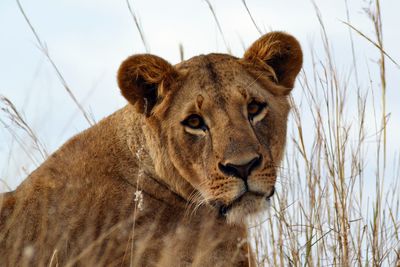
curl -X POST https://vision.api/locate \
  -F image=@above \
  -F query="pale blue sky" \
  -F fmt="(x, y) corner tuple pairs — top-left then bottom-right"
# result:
(0, 0), (399, 190)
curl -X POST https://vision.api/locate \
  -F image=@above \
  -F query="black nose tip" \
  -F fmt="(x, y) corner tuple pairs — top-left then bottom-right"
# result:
(218, 156), (262, 180)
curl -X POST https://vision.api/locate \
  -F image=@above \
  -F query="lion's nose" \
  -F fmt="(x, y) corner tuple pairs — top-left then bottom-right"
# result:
(218, 156), (262, 180)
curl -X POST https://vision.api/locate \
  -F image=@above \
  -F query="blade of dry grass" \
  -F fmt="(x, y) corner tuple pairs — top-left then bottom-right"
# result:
(15, 0), (95, 126)
(241, 0), (262, 35)
(203, 0), (232, 54)
(0, 96), (48, 161)
(341, 21), (399, 69)
(126, 0), (150, 53)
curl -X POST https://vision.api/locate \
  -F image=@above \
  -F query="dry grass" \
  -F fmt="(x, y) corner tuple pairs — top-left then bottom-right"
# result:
(1, 0), (399, 266)
(248, 1), (400, 265)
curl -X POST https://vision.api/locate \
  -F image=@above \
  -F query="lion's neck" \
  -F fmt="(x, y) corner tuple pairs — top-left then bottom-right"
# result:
(116, 105), (196, 203)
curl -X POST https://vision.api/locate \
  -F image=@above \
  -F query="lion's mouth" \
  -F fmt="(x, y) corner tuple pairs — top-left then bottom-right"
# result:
(218, 186), (275, 217)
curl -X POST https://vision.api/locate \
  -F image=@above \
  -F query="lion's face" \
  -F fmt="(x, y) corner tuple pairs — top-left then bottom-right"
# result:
(161, 55), (289, 223)
(118, 32), (302, 224)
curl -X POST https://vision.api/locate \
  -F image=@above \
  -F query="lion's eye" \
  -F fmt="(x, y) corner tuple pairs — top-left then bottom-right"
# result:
(181, 114), (207, 130)
(247, 100), (267, 120)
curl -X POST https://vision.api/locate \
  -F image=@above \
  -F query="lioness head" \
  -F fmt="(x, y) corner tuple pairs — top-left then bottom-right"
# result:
(117, 32), (302, 224)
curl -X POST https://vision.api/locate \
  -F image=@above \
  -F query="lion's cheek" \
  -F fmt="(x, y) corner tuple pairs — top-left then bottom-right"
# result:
(256, 111), (287, 163)
(166, 134), (206, 187)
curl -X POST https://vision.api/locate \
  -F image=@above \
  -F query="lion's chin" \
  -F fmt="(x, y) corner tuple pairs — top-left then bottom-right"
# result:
(222, 193), (271, 225)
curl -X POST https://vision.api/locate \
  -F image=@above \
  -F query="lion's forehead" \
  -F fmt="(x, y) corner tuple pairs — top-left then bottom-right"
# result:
(173, 54), (264, 108)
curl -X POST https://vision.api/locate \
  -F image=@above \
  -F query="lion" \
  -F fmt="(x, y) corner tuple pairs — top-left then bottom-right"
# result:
(0, 32), (302, 266)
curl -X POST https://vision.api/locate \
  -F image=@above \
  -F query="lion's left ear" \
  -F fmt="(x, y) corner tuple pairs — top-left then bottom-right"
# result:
(243, 31), (303, 90)
(117, 54), (179, 115)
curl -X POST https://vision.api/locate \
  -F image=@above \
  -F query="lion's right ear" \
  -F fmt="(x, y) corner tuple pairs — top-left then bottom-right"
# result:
(243, 32), (303, 92)
(117, 54), (179, 115)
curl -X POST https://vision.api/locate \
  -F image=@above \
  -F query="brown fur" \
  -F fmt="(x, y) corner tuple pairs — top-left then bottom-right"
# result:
(0, 32), (302, 266)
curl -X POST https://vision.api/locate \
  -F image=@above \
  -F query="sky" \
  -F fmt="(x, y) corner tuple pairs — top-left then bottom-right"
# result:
(0, 0), (399, 191)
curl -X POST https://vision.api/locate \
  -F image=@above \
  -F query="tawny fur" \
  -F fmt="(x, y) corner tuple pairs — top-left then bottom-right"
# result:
(0, 32), (302, 266)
